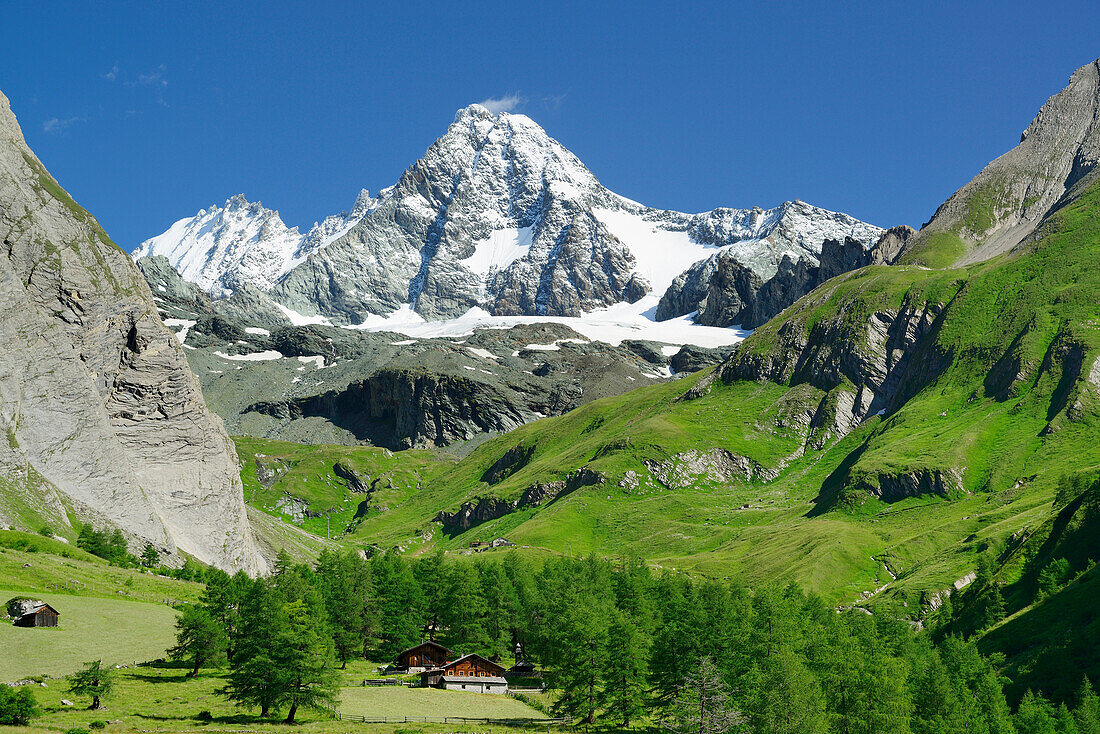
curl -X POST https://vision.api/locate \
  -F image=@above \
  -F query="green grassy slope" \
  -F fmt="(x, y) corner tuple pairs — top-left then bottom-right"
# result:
(239, 182), (1100, 619)
(0, 531), (203, 602)
(975, 472), (1100, 702)
(0, 588), (179, 681)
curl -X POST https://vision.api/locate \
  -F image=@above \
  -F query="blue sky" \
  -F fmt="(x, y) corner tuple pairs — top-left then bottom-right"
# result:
(3, 1), (1098, 250)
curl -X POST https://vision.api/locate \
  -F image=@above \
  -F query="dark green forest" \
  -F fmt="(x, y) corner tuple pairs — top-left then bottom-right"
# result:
(167, 549), (1100, 733)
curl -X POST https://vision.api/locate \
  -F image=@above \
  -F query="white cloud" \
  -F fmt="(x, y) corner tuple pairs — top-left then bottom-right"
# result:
(478, 94), (526, 114)
(42, 116), (86, 134)
(134, 64), (168, 87)
(103, 64), (118, 81)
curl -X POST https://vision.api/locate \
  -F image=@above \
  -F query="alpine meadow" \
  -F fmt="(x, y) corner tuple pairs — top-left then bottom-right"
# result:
(1, 6), (1099, 734)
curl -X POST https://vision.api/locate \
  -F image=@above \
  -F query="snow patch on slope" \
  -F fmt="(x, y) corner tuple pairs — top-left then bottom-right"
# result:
(460, 226), (535, 277)
(347, 295), (750, 348)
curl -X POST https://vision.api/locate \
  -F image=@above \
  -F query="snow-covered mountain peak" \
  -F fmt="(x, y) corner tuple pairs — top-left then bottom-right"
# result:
(140, 106), (884, 331)
(135, 188), (378, 296)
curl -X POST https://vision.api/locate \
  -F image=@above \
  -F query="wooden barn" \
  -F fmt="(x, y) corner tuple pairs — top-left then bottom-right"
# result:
(420, 653), (508, 694)
(14, 602), (59, 628)
(395, 641), (452, 673)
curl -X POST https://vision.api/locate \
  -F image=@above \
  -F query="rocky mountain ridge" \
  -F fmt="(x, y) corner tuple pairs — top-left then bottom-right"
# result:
(138, 104), (883, 331)
(0, 88), (264, 573)
(903, 59), (1100, 267)
(134, 189), (376, 295)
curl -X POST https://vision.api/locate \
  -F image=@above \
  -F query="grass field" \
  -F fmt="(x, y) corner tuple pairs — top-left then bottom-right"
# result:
(339, 686), (548, 719)
(18, 665), (556, 734)
(0, 588), (179, 681)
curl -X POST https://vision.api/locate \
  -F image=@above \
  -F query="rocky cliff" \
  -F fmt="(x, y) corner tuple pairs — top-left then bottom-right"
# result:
(0, 89), (264, 573)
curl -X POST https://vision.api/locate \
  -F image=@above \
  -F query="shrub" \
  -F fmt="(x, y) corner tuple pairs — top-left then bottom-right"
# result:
(89, 720), (107, 729)
(196, 710), (213, 722)
(66, 728), (90, 734)
(0, 685), (41, 725)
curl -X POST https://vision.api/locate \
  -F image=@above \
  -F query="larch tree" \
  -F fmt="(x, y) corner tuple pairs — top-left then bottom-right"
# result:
(602, 612), (649, 728)
(751, 645), (827, 734)
(272, 598), (339, 725)
(67, 659), (114, 710)
(168, 603), (226, 676)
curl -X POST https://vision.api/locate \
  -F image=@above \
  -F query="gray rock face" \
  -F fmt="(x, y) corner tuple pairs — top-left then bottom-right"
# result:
(643, 449), (777, 488)
(670, 344), (738, 374)
(868, 225), (914, 266)
(719, 288), (948, 449)
(849, 468), (964, 503)
(668, 234), (886, 330)
(903, 59), (1100, 266)
(0, 89), (263, 573)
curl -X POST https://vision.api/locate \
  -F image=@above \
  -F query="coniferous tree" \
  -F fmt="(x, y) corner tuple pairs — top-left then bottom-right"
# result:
(862, 637), (913, 734)
(601, 612), (649, 728)
(649, 575), (705, 706)
(224, 582), (285, 717)
(413, 550), (446, 638)
(662, 656), (744, 734)
(548, 601), (609, 725)
(140, 543), (159, 568)
(1015, 690), (1058, 734)
(67, 660), (114, 710)
(371, 552), (424, 655)
(973, 668), (1017, 734)
(1057, 703), (1082, 734)
(911, 653), (966, 734)
(477, 558), (521, 655)
(1075, 678), (1100, 734)
(751, 645), (827, 734)
(272, 598), (339, 724)
(314, 550), (372, 668)
(168, 604), (226, 676)
(442, 561), (489, 651)
(201, 570), (253, 662)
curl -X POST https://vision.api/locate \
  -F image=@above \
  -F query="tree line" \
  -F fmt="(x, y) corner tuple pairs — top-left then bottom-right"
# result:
(162, 548), (1100, 732)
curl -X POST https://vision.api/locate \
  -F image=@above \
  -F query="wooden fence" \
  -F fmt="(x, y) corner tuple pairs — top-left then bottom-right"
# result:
(334, 713), (570, 726)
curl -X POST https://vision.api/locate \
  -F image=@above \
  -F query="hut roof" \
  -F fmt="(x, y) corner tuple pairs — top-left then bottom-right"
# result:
(396, 640), (452, 657)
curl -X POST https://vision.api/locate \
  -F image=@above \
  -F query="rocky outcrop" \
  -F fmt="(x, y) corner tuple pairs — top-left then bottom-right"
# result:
(333, 461), (369, 493)
(868, 226), (914, 266)
(0, 88), (263, 573)
(245, 368), (533, 450)
(848, 468), (965, 502)
(670, 345), (738, 374)
(643, 449), (777, 489)
(482, 444), (535, 485)
(435, 466), (605, 532)
(719, 287), (950, 447)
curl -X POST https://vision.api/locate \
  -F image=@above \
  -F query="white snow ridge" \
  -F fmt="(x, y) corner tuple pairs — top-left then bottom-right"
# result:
(134, 190), (376, 295)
